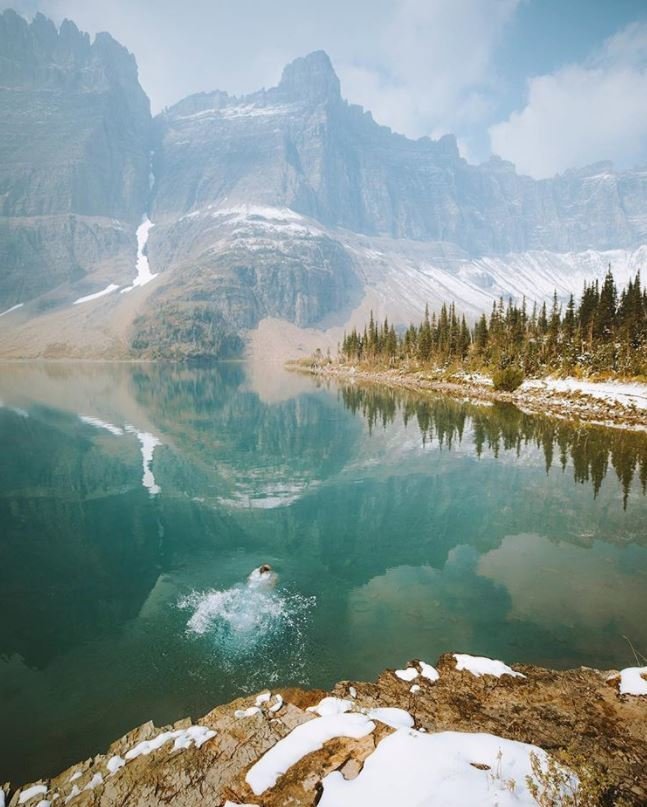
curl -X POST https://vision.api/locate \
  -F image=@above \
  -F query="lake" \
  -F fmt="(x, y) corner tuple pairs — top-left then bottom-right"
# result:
(1, 361), (646, 785)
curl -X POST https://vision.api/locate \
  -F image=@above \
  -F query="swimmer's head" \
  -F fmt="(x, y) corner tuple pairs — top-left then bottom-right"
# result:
(247, 564), (277, 588)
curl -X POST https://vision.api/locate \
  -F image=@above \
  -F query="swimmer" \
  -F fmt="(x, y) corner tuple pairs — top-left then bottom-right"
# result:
(247, 563), (277, 588)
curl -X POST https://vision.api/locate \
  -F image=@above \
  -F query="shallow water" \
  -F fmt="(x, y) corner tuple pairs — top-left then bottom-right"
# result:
(0, 361), (646, 784)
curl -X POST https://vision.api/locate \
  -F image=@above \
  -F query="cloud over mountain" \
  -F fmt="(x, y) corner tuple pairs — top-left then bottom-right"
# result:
(490, 22), (647, 178)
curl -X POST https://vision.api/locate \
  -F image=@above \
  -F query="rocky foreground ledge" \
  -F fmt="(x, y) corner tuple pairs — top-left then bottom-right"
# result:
(3, 654), (646, 807)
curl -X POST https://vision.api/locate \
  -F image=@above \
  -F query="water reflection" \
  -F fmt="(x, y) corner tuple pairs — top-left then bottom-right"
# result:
(0, 362), (646, 786)
(338, 384), (647, 506)
(479, 534), (647, 639)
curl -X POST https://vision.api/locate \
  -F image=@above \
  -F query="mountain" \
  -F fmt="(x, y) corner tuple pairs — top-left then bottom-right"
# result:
(153, 50), (647, 254)
(0, 9), (151, 310)
(0, 15), (646, 360)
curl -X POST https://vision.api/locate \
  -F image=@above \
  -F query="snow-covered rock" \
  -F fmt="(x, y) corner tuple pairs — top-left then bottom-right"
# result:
(454, 654), (526, 679)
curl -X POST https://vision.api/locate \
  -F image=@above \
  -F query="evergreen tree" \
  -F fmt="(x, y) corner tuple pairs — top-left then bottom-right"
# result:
(334, 268), (645, 378)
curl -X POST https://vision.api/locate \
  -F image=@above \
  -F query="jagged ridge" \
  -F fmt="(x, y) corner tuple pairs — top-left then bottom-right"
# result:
(1, 11), (647, 360)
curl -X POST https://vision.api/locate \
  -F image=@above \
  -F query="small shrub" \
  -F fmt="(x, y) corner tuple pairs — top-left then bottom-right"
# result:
(526, 750), (627, 807)
(492, 365), (525, 392)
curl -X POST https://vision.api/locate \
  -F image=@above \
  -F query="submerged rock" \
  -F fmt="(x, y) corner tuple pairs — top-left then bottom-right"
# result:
(7, 654), (647, 805)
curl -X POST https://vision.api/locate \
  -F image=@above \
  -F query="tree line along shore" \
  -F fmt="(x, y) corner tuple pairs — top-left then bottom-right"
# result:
(333, 268), (646, 390)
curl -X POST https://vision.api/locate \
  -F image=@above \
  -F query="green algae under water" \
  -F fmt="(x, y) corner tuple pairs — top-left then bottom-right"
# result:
(0, 361), (646, 785)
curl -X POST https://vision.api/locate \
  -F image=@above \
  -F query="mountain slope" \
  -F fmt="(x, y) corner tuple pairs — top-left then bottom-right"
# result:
(0, 9), (151, 311)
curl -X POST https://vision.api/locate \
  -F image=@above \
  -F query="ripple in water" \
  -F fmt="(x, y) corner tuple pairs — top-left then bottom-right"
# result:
(177, 566), (316, 685)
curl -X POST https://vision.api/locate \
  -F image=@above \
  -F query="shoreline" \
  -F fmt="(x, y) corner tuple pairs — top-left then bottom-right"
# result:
(5, 653), (646, 806)
(289, 362), (647, 432)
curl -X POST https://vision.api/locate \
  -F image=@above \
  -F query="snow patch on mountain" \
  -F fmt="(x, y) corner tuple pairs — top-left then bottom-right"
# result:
(353, 240), (647, 319)
(176, 103), (295, 122)
(121, 216), (157, 293)
(73, 284), (120, 305)
(0, 303), (23, 318)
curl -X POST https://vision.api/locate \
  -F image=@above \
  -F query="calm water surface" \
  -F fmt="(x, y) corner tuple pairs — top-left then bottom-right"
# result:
(1, 362), (646, 784)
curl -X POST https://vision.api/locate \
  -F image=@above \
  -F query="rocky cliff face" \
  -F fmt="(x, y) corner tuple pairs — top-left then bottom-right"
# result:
(153, 50), (647, 255)
(4, 654), (646, 806)
(0, 9), (151, 308)
(1, 14), (647, 359)
(135, 49), (647, 357)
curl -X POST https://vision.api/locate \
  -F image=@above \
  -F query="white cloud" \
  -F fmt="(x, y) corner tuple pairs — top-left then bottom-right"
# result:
(338, 0), (519, 139)
(490, 22), (647, 178)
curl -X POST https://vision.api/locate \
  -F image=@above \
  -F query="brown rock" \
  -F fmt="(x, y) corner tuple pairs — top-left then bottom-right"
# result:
(8, 655), (647, 806)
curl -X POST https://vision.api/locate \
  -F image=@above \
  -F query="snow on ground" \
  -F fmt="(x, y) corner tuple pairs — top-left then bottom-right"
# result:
(454, 654), (526, 679)
(121, 216), (157, 293)
(73, 284), (120, 305)
(124, 725), (216, 761)
(319, 729), (574, 807)
(307, 697), (353, 716)
(419, 661), (440, 682)
(523, 377), (647, 411)
(452, 371), (493, 387)
(245, 714), (376, 796)
(235, 707), (262, 719)
(18, 785), (47, 804)
(106, 755), (125, 775)
(366, 708), (414, 730)
(171, 726), (216, 751)
(619, 666), (647, 695)
(83, 774), (103, 791)
(299, 695), (413, 729)
(394, 667), (419, 682)
(64, 785), (79, 803)
(0, 302), (23, 318)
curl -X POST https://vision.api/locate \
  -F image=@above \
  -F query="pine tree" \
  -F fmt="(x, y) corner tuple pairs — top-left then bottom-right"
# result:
(595, 267), (617, 339)
(333, 267), (643, 378)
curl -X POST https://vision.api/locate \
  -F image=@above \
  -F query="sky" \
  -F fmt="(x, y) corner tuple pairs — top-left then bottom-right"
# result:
(5, 0), (647, 178)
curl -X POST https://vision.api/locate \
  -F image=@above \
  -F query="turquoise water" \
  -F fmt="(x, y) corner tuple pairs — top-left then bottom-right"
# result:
(1, 362), (646, 785)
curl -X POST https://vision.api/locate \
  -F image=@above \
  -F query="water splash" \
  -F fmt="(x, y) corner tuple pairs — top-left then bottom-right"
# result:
(177, 568), (316, 678)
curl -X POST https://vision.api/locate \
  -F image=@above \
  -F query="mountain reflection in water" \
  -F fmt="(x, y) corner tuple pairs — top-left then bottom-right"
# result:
(0, 361), (645, 786)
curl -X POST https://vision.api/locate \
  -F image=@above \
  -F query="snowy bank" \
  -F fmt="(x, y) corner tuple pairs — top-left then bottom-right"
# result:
(294, 363), (647, 431)
(523, 377), (647, 412)
(6, 653), (646, 806)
